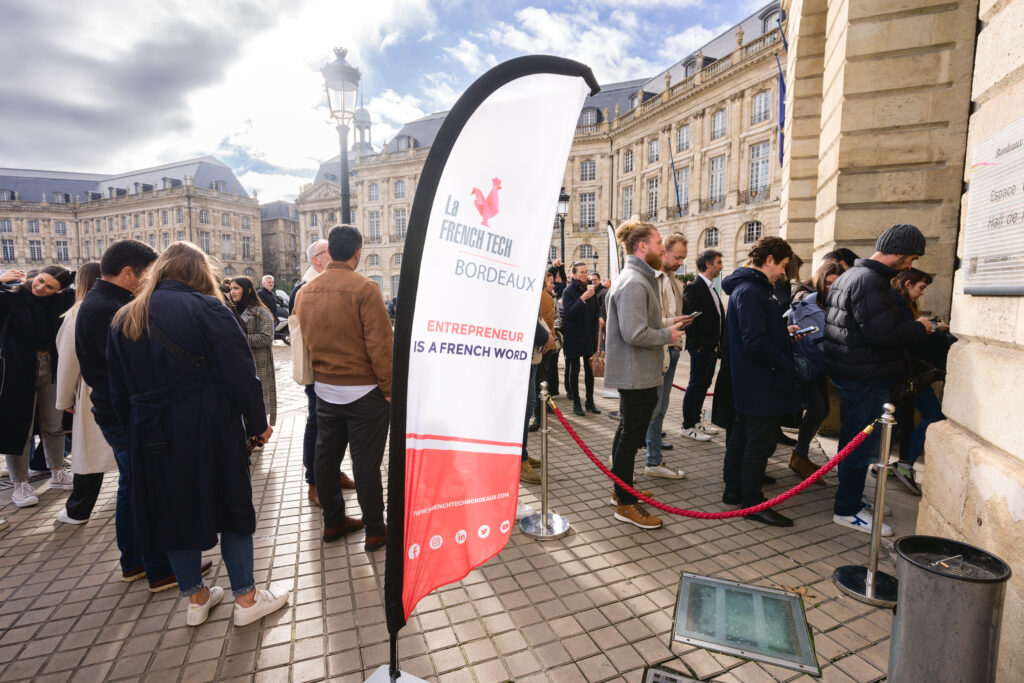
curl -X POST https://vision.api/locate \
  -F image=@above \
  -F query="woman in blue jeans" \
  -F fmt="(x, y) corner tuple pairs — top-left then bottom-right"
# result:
(107, 242), (289, 627)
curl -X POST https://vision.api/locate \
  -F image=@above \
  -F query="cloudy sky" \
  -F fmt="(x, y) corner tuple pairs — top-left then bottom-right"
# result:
(0, 0), (769, 202)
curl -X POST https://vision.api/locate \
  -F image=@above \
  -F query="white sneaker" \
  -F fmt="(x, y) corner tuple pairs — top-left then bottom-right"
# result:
(644, 464), (685, 480)
(57, 509), (89, 525)
(833, 510), (892, 537)
(860, 497), (891, 516)
(186, 586), (224, 626)
(233, 586), (290, 626)
(11, 482), (38, 507)
(0, 519), (8, 532)
(697, 422), (721, 435)
(50, 469), (74, 490)
(680, 427), (711, 442)
(515, 501), (535, 520)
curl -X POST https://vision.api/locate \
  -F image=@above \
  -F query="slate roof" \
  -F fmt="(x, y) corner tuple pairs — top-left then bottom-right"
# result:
(260, 200), (297, 220)
(578, 78), (652, 124)
(0, 156), (249, 203)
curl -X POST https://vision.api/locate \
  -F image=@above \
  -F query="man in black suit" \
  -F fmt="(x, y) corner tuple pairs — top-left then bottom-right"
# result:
(680, 249), (724, 441)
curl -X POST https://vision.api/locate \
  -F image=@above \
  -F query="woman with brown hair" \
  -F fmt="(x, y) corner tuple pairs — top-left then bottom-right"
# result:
(227, 276), (277, 426)
(0, 265), (76, 508)
(107, 242), (288, 627)
(54, 261), (114, 523)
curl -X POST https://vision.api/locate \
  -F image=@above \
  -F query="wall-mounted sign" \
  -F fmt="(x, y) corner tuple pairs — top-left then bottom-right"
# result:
(964, 115), (1024, 295)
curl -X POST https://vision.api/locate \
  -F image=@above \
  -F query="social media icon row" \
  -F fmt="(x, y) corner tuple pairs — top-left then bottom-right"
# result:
(407, 520), (513, 560)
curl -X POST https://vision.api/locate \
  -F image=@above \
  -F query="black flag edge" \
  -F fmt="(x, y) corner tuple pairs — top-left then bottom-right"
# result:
(384, 55), (599, 639)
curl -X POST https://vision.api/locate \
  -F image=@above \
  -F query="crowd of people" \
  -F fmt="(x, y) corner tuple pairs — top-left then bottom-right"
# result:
(527, 219), (951, 535)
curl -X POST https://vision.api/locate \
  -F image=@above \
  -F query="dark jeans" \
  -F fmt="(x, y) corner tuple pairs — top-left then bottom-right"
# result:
(723, 413), (780, 507)
(99, 424), (173, 579)
(832, 377), (890, 516)
(683, 349), (717, 429)
(546, 347), (561, 395)
(303, 384), (317, 486)
(315, 388), (389, 535)
(645, 347), (679, 466)
(611, 387), (660, 506)
(795, 376), (830, 458)
(908, 386), (944, 465)
(65, 473), (104, 520)
(566, 354), (594, 403)
(522, 364), (538, 461)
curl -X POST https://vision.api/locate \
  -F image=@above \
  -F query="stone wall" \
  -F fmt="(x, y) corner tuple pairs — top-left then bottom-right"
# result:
(917, 0), (1024, 678)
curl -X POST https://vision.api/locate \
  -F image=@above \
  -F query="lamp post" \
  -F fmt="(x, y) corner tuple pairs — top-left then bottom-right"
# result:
(557, 186), (569, 263)
(322, 47), (360, 228)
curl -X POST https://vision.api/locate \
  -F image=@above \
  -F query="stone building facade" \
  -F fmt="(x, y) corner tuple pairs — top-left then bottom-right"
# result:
(0, 157), (262, 278)
(294, 4), (787, 299)
(781, 0), (1022, 677)
(260, 200), (302, 286)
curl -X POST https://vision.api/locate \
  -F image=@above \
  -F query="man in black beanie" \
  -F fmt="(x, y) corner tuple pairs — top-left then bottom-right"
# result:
(823, 223), (936, 536)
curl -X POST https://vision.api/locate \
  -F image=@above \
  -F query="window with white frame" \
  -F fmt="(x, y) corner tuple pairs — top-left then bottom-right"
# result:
(0, 190), (12, 201)
(1, 238), (13, 261)
(685, 61), (697, 77)
(198, 232), (211, 254)
(221, 213), (230, 227)
(368, 183), (379, 201)
(763, 11), (780, 32)
(622, 186), (634, 218)
(677, 125), (690, 151)
(394, 180), (406, 199)
(581, 109), (597, 125)
(328, 212), (335, 223)
(242, 216), (250, 230)
(55, 221), (67, 235)
(55, 240), (68, 260)
(397, 136), (409, 151)
(199, 210), (210, 225)
(82, 220), (89, 234)
(749, 141), (771, 194)
(28, 220), (39, 233)
(711, 109), (727, 139)
(705, 227), (719, 247)
(580, 160), (596, 181)
(177, 230), (185, 241)
(549, 245), (558, 261)
(395, 253), (403, 266)
(96, 238), (104, 254)
(745, 221), (763, 243)
(148, 234), (156, 249)
(148, 212), (154, 227)
(646, 176), (659, 216)
(391, 274), (401, 297)
(176, 208), (184, 223)
(83, 242), (91, 260)
(710, 155), (726, 202)
(648, 139), (660, 163)
(368, 253), (379, 266)
(674, 167), (690, 209)
(121, 216), (127, 230)
(0, 220), (9, 233)
(163, 233), (170, 249)
(29, 240), (42, 261)
(579, 193), (596, 227)
(162, 210), (168, 226)
(368, 211), (381, 241)
(579, 244), (595, 259)
(134, 214), (140, 228)
(311, 213), (318, 227)
(222, 235), (232, 259)
(623, 150), (633, 173)
(242, 236), (252, 260)
(394, 208), (408, 239)
(752, 90), (771, 124)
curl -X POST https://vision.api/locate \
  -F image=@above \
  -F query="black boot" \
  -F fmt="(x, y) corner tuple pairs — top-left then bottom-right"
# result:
(573, 399), (585, 416)
(528, 418), (540, 432)
(585, 399), (601, 414)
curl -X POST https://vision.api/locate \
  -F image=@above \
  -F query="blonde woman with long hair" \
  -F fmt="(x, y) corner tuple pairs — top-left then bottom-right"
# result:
(106, 242), (288, 627)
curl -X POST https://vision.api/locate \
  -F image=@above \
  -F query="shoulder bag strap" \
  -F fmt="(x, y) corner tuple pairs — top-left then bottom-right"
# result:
(148, 320), (208, 369)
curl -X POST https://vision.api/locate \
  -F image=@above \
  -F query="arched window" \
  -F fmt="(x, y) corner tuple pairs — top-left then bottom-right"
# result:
(579, 244), (595, 259)
(744, 221), (763, 243)
(630, 95), (638, 109)
(752, 90), (771, 124)
(224, 265), (235, 276)
(394, 253), (403, 266)
(368, 253), (380, 266)
(763, 11), (781, 33)
(244, 267), (254, 276)
(581, 109), (597, 125)
(684, 61), (697, 77)
(704, 227), (720, 248)
(397, 136), (409, 151)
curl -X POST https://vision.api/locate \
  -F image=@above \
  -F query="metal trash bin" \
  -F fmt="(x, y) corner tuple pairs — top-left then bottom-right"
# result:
(889, 536), (1012, 682)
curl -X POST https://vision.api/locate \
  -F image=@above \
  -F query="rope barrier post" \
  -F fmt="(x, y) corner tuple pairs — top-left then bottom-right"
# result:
(833, 403), (899, 608)
(521, 381), (570, 541)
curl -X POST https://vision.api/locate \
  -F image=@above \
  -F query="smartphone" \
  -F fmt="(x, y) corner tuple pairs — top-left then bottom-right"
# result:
(790, 325), (819, 337)
(679, 311), (702, 329)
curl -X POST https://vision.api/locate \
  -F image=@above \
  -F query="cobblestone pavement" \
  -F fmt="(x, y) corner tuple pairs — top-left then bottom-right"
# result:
(0, 342), (921, 682)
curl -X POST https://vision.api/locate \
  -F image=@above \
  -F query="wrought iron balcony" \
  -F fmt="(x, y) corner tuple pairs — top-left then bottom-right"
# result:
(740, 187), (770, 204)
(700, 196), (726, 212)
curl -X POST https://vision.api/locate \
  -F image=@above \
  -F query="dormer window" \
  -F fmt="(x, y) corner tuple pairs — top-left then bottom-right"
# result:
(581, 109), (597, 125)
(397, 136), (409, 151)
(211, 180), (227, 192)
(630, 95), (639, 109)
(763, 10), (781, 33)
(0, 189), (13, 201)
(684, 61), (697, 77)
(52, 192), (70, 204)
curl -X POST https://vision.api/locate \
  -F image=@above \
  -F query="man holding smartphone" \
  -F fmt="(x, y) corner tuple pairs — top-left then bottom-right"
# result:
(682, 249), (725, 441)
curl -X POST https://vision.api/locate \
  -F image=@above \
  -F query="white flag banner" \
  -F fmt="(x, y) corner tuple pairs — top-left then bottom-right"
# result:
(607, 221), (620, 280)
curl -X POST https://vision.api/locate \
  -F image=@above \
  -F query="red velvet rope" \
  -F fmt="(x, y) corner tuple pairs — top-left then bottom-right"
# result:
(672, 383), (712, 396)
(548, 402), (874, 519)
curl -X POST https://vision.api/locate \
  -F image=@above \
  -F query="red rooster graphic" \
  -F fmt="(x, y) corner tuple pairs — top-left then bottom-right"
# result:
(471, 178), (502, 227)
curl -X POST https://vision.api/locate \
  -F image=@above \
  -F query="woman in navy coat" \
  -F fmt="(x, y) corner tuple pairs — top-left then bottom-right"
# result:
(560, 262), (603, 415)
(107, 242), (289, 627)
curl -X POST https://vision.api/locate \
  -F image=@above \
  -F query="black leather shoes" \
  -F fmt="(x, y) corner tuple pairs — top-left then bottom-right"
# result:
(661, 442), (673, 450)
(763, 474), (776, 485)
(748, 509), (794, 527)
(722, 491), (741, 505)
(528, 418), (540, 432)
(572, 401), (585, 416)
(585, 401), (601, 414)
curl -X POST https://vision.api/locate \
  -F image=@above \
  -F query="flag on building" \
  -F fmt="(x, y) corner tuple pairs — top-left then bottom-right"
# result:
(776, 53), (786, 167)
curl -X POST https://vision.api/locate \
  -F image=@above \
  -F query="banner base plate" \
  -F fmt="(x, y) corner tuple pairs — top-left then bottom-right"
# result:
(520, 511), (570, 540)
(365, 665), (428, 683)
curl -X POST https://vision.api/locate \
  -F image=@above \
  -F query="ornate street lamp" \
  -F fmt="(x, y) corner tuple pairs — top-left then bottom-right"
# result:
(557, 186), (570, 263)
(322, 47), (361, 227)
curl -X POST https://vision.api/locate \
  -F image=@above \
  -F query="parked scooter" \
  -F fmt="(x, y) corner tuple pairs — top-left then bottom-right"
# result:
(273, 289), (290, 345)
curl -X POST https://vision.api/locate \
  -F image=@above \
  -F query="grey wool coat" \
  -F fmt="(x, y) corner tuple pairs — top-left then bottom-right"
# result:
(604, 255), (673, 390)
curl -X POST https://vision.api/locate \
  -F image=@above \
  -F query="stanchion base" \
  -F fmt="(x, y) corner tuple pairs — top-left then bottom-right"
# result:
(365, 664), (428, 682)
(832, 565), (898, 608)
(520, 512), (570, 540)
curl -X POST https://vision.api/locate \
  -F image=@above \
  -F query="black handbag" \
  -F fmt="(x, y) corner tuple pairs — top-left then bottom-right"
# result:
(0, 314), (11, 396)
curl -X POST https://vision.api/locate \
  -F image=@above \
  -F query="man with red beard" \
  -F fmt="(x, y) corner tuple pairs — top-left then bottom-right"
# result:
(603, 220), (686, 530)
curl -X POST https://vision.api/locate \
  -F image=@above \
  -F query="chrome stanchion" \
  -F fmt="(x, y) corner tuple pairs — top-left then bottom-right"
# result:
(833, 403), (898, 607)
(521, 381), (570, 540)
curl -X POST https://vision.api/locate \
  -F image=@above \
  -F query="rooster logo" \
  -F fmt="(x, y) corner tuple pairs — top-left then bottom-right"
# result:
(471, 178), (501, 227)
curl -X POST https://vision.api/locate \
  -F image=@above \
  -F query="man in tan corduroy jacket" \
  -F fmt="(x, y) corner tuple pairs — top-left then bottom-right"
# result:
(294, 225), (392, 551)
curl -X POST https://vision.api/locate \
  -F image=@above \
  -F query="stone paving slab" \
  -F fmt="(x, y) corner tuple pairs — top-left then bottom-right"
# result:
(0, 344), (920, 681)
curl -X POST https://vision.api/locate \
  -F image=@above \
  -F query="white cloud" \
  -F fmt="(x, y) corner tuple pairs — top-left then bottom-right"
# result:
(442, 38), (498, 75)
(658, 23), (731, 61)
(381, 31), (403, 49)
(363, 89), (428, 148)
(422, 73), (462, 111)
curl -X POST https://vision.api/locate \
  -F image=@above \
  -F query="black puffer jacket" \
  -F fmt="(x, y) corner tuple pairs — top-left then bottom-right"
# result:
(824, 259), (926, 382)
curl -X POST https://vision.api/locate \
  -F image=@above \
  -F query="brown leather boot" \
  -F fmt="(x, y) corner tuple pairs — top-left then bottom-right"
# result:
(788, 450), (825, 486)
(308, 484), (320, 507)
(340, 472), (356, 490)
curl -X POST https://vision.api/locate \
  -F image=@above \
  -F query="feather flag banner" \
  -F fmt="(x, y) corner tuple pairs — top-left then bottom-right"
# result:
(776, 53), (786, 167)
(382, 55), (598, 678)
(607, 221), (620, 279)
